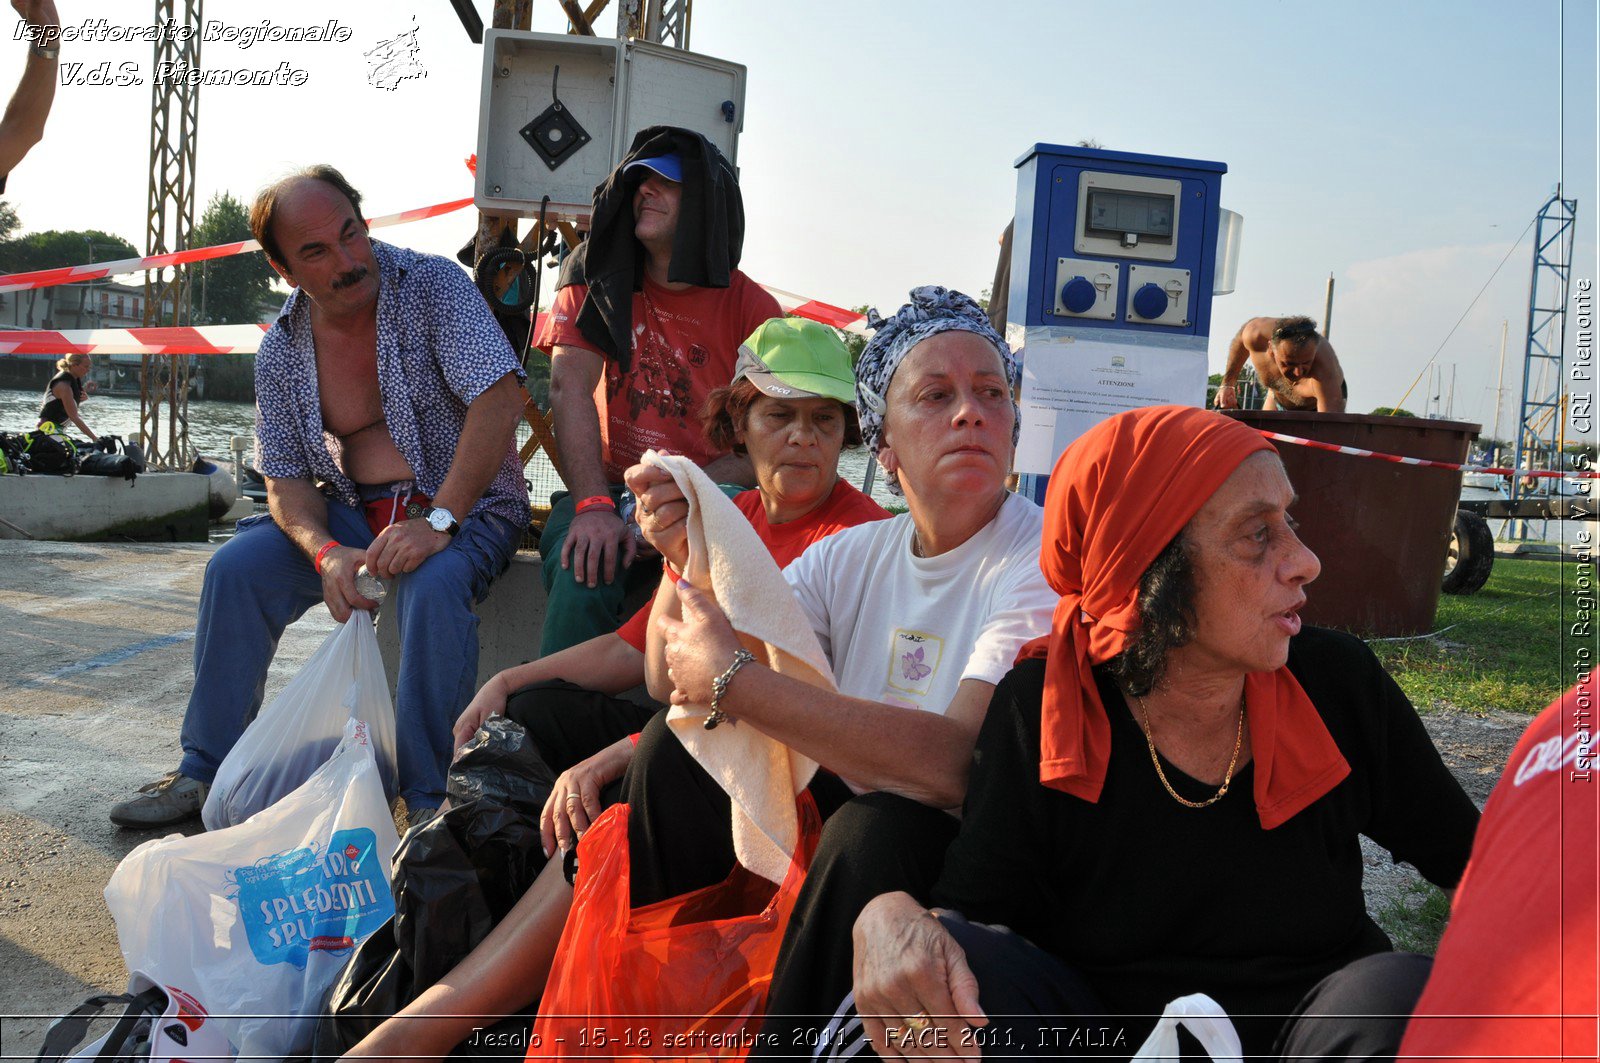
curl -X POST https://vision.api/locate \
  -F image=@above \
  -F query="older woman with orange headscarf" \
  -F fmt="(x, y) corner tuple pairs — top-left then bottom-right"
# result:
(841, 406), (1480, 1061)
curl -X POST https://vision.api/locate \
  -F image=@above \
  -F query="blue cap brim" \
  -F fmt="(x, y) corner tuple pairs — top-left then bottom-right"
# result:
(623, 154), (683, 182)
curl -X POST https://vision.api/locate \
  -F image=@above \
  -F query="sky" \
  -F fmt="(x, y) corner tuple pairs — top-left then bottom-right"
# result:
(1, 0), (1595, 437)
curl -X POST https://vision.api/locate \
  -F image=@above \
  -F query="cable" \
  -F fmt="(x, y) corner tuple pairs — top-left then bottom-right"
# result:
(1365, 587), (1560, 643)
(521, 195), (552, 373)
(1390, 215), (1538, 414)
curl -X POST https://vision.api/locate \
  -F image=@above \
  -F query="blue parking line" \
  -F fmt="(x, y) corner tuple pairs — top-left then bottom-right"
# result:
(24, 630), (196, 686)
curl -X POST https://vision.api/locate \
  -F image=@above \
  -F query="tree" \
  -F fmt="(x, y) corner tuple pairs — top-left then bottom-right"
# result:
(189, 192), (275, 326)
(0, 200), (19, 242)
(838, 305), (870, 367)
(1370, 407), (1417, 418)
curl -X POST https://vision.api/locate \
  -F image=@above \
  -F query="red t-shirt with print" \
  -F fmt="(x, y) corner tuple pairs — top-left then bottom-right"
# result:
(537, 272), (780, 483)
(1400, 679), (1597, 1062)
(614, 479), (890, 652)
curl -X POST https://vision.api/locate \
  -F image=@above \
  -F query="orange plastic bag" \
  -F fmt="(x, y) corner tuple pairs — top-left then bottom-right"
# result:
(529, 792), (820, 1061)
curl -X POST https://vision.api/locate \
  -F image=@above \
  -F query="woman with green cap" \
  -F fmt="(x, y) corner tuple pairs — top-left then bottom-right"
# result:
(343, 315), (888, 1058)
(535, 314), (890, 855)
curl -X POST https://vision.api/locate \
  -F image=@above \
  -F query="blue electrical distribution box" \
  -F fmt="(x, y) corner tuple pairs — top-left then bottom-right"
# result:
(1008, 144), (1232, 490)
(1011, 144), (1226, 336)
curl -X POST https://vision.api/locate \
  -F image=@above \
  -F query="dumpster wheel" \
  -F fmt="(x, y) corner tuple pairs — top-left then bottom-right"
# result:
(1442, 510), (1494, 595)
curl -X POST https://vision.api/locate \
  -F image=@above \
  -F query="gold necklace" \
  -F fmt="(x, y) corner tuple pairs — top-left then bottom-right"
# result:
(1134, 693), (1246, 809)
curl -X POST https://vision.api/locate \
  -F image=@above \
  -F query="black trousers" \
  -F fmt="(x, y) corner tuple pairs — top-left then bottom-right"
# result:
(818, 917), (1433, 1062)
(751, 794), (960, 1056)
(619, 710), (959, 1005)
(503, 678), (658, 778)
(619, 708), (858, 907)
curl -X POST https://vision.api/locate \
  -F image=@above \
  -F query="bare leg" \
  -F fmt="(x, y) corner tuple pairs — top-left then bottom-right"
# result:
(341, 857), (575, 1060)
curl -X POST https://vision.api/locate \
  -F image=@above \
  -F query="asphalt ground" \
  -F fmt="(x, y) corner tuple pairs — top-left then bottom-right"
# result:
(0, 539), (335, 1056)
(0, 540), (1526, 1059)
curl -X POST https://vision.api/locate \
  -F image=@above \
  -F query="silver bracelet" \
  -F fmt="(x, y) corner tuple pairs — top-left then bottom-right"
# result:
(705, 648), (756, 730)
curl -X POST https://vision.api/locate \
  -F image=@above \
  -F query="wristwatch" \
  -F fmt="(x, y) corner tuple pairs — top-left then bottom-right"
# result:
(421, 506), (459, 537)
(29, 41), (59, 60)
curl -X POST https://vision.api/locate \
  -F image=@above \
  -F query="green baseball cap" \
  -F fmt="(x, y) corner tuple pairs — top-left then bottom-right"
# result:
(733, 316), (856, 405)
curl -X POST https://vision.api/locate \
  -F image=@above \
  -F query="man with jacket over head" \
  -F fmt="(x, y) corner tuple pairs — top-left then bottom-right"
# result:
(535, 125), (780, 655)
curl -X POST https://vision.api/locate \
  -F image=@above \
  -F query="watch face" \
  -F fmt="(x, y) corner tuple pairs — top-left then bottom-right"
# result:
(427, 508), (453, 532)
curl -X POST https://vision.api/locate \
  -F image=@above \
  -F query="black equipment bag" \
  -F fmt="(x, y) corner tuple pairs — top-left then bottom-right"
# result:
(33, 986), (167, 1062)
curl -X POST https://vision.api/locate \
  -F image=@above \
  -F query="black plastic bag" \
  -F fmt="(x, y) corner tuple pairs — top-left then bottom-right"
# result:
(313, 716), (555, 1058)
(312, 916), (414, 1056)
(78, 451), (137, 480)
(76, 435), (144, 480)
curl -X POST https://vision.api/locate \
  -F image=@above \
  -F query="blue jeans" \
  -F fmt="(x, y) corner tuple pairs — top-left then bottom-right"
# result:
(178, 502), (522, 808)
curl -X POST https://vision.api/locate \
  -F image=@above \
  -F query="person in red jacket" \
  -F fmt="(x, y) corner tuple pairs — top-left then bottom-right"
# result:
(1401, 678), (1598, 1062)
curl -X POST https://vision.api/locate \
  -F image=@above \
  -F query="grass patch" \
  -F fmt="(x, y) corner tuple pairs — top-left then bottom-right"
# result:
(1373, 879), (1453, 954)
(1367, 558), (1566, 716)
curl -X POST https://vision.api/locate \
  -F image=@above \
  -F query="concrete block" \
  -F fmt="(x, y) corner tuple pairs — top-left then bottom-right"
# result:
(375, 550), (546, 692)
(0, 472), (210, 542)
(374, 550), (660, 699)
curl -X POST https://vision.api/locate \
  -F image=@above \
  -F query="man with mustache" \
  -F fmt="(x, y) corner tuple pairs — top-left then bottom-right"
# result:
(1215, 315), (1347, 413)
(110, 165), (530, 828)
(535, 128), (780, 654)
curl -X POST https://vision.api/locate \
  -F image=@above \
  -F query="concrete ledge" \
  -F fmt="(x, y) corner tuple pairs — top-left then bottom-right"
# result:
(0, 472), (209, 542)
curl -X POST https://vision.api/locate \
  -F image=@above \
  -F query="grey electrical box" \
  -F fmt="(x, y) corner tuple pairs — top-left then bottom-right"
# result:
(475, 29), (746, 219)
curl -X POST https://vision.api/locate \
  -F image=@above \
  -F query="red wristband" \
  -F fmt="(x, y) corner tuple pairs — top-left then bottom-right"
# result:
(314, 540), (339, 574)
(575, 494), (617, 514)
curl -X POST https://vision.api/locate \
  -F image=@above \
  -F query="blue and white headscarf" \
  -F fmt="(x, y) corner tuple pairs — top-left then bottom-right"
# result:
(856, 285), (1019, 494)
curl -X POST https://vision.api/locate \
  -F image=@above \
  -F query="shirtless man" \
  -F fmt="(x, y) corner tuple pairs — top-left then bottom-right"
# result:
(1215, 315), (1347, 413)
(110, 166), (530, 828)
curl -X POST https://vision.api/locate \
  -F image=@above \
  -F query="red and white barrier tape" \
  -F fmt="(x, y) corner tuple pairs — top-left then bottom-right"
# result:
(1, 289), (863, 355)
(0, 326), (1590, 486)
(764, 285), (869, 336)
(0, 324), (271, 356)
(1256, 429), (1598, 481)
(0, 197), (475, 295)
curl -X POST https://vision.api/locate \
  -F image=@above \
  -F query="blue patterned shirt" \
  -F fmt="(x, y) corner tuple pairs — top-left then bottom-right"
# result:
(254, 240), (531, 526)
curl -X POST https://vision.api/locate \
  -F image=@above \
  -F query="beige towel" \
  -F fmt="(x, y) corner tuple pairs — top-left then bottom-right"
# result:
(643, 451), (835, 885)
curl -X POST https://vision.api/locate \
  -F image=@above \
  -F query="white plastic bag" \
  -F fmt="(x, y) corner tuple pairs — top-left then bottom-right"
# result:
(105, 719), (400, 1059)
(1130, 993), (1243, 1062)
(203, 609), (397, 830)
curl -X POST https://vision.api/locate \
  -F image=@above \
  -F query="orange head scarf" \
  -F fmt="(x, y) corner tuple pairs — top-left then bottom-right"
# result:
(1021, 405), (1349, 829)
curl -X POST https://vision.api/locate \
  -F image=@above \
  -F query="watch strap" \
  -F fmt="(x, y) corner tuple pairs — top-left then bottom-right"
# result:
(422, 506), (459, 537)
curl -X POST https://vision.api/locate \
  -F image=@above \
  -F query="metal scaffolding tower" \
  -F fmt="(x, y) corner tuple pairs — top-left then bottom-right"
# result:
(545, 0), (692, 46)
(1511, 189), (1578, 503)
(619, 0), (692, 46)
(140, 0), (201, 470)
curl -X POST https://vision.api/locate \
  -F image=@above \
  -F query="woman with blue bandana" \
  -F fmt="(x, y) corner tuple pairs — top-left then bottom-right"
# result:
(620, 285), (1057, 1048)
(339, 291), (1051, 1060)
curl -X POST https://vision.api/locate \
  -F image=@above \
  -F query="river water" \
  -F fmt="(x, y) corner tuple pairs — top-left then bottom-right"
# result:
(11, 386), (1592, 547)
(0, 387), (905, 510)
